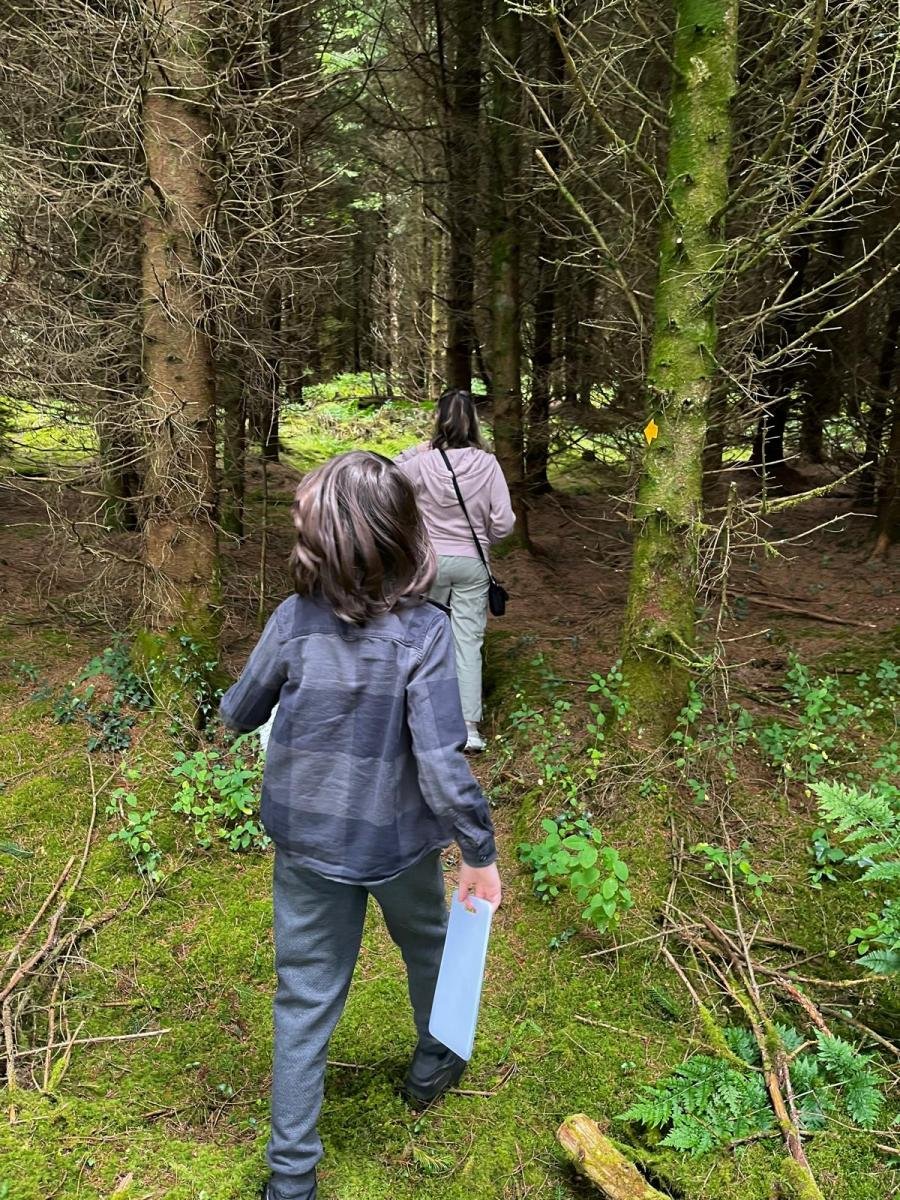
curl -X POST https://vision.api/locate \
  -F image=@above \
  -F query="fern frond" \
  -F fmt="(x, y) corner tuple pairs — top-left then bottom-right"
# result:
(774, 1023), (805, 1053)
(856, 947), (900, 975)
(724, 1025), (758, 1065)
(812, 780), (897, 838)
(861, 860), (900, 883)
(815, 1032), (884, 1129)
(844, 1080), (883, 1128)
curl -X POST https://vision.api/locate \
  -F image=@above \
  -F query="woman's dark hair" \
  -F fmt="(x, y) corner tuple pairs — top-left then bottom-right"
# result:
(290, 451), (435, 624)
(431, 388), (485, 450)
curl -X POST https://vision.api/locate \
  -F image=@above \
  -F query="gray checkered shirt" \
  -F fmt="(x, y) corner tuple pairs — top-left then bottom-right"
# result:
(219, 594), (497, 884)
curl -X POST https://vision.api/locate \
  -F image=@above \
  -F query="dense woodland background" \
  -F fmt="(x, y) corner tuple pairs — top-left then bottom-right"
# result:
(0, 2), (898, 1199)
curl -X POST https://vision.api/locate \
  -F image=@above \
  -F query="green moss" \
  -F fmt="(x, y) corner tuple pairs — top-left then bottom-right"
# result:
(776, 1158), (825, 1200)
(1, 594), (896, 1200)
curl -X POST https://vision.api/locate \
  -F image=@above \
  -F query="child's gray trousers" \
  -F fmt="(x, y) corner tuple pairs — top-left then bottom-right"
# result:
(267, 848), (448, 1197)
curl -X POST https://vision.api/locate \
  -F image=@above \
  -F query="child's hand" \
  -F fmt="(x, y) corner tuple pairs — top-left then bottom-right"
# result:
(458, 862), (502, 913)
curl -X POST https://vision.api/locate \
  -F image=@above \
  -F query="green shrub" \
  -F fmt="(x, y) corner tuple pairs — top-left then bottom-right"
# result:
(518, 814), (633, 934)
(170, 736), (268, 852)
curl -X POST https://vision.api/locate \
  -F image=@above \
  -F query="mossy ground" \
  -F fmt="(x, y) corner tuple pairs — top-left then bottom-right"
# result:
(1, 397), (897, 1200)
(2, 630), (895, 1200)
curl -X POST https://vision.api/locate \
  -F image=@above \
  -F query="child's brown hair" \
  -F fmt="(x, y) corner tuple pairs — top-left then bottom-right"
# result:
(290, 451), (435, 624)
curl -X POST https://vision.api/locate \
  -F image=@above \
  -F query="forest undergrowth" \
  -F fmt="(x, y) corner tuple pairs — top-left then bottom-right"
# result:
(1, 391), (898, 1200)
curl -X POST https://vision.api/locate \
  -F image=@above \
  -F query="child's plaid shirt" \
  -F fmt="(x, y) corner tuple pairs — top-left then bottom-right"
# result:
(220, 594), (496, 885)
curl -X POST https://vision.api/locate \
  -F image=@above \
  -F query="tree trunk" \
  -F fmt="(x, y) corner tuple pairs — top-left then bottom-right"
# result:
(858, 302), (899, 505)
(798, 394), (825, 463)
(444, 0), (483, 391)
(219, 366), (245, 538)
(749, 244), (810, 485)
(429, 231), (445, 399)
(526, 250), (555, 494)
(525, 26), (564, 495)
(702, 388), (726, 505)
(488, 0), (528, 535)
(620, 0), (739, 748)
(96, 408), (141, 532)
(261, 302), (281, 463)
(872, 388), (900, 559)
(557, 1116), (670, 1200)
(139, 0), (219, 656)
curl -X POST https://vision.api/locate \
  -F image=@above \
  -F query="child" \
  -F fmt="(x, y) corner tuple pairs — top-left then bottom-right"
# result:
(219, 451), (502, 1200)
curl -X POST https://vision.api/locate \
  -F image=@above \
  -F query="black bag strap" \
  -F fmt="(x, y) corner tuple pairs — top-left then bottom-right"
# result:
(437, 447), (494, 581)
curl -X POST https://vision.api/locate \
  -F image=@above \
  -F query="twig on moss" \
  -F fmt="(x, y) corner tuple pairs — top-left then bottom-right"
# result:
(17, 1028), (172, 1058)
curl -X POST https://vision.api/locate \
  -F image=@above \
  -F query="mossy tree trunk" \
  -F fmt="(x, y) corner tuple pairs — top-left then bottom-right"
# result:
(620, 0), (739, 748)
(444, 0), (483, 391)
(488, 0), (528, 536)
(140, 0), (219, 661)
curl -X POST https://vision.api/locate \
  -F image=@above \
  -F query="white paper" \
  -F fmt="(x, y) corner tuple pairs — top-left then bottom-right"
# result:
(428, 890), (493, 1061)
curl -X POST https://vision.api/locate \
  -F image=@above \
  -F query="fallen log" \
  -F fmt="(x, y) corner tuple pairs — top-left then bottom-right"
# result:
(557, 1115), (669, 1200)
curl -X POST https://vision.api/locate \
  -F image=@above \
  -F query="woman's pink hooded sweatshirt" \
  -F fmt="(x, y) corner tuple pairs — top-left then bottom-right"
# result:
(396, 444), (515, 559)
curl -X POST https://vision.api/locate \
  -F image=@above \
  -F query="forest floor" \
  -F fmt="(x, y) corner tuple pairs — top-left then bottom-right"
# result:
(1, 387), (898, 1200)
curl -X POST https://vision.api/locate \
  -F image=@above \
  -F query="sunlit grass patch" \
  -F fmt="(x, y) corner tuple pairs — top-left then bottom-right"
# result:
(1, 399), (96, 472)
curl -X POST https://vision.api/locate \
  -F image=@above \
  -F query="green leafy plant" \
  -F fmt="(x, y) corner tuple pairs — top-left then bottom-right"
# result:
(50, 641), (154, 753)
(85, 710), (136, 753)
(10, 659), (39, 683)
(504, 656), (628, 811)
(146, 634), (222, 727)
(813, 1032), (884, 1128)
(807, 826), (848, 887)
(79, 642), (152, 710)
(690, 840), (773, 898)
(754, 657), (898, 782)
(105, 789), (162, 883)
(620, 1024), (883, 1155)
(170, 735), (268, 852)
(620, 1053), (773, 1154)
(518, 814), (632, 934)
(52, 683), (92, 725)
(586, 659), (628, 722)
(846, 904), (899, 977)
(811, 776), (900, 975)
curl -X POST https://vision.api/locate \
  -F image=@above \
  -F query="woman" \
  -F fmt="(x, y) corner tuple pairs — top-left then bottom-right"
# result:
(397, 389), (515, 753)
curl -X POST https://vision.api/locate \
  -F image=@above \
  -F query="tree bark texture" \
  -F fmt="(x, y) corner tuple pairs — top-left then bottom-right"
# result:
(859, 301), (899, 505)
(872, 387), (900, 558)
(140, 0), (219, 644)
(488, 0), (528, 535)
(621, 0), (739, 747)
(444, 0), (483, 390)
(557, 1116), (670, 1200)
(96, 407), (142, 532)
(219, 365), (246, 537)
(525, 26), (564, 494)
(749, 246), (809, 483)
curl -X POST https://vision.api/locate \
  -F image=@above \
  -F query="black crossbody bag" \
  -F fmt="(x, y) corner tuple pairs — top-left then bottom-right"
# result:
(437, 447), (510, 617)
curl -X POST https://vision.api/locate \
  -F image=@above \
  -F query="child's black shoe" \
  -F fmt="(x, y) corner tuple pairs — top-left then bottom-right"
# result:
(260, 1176), (316, 1200)
(403, 1043), (466, 1106)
